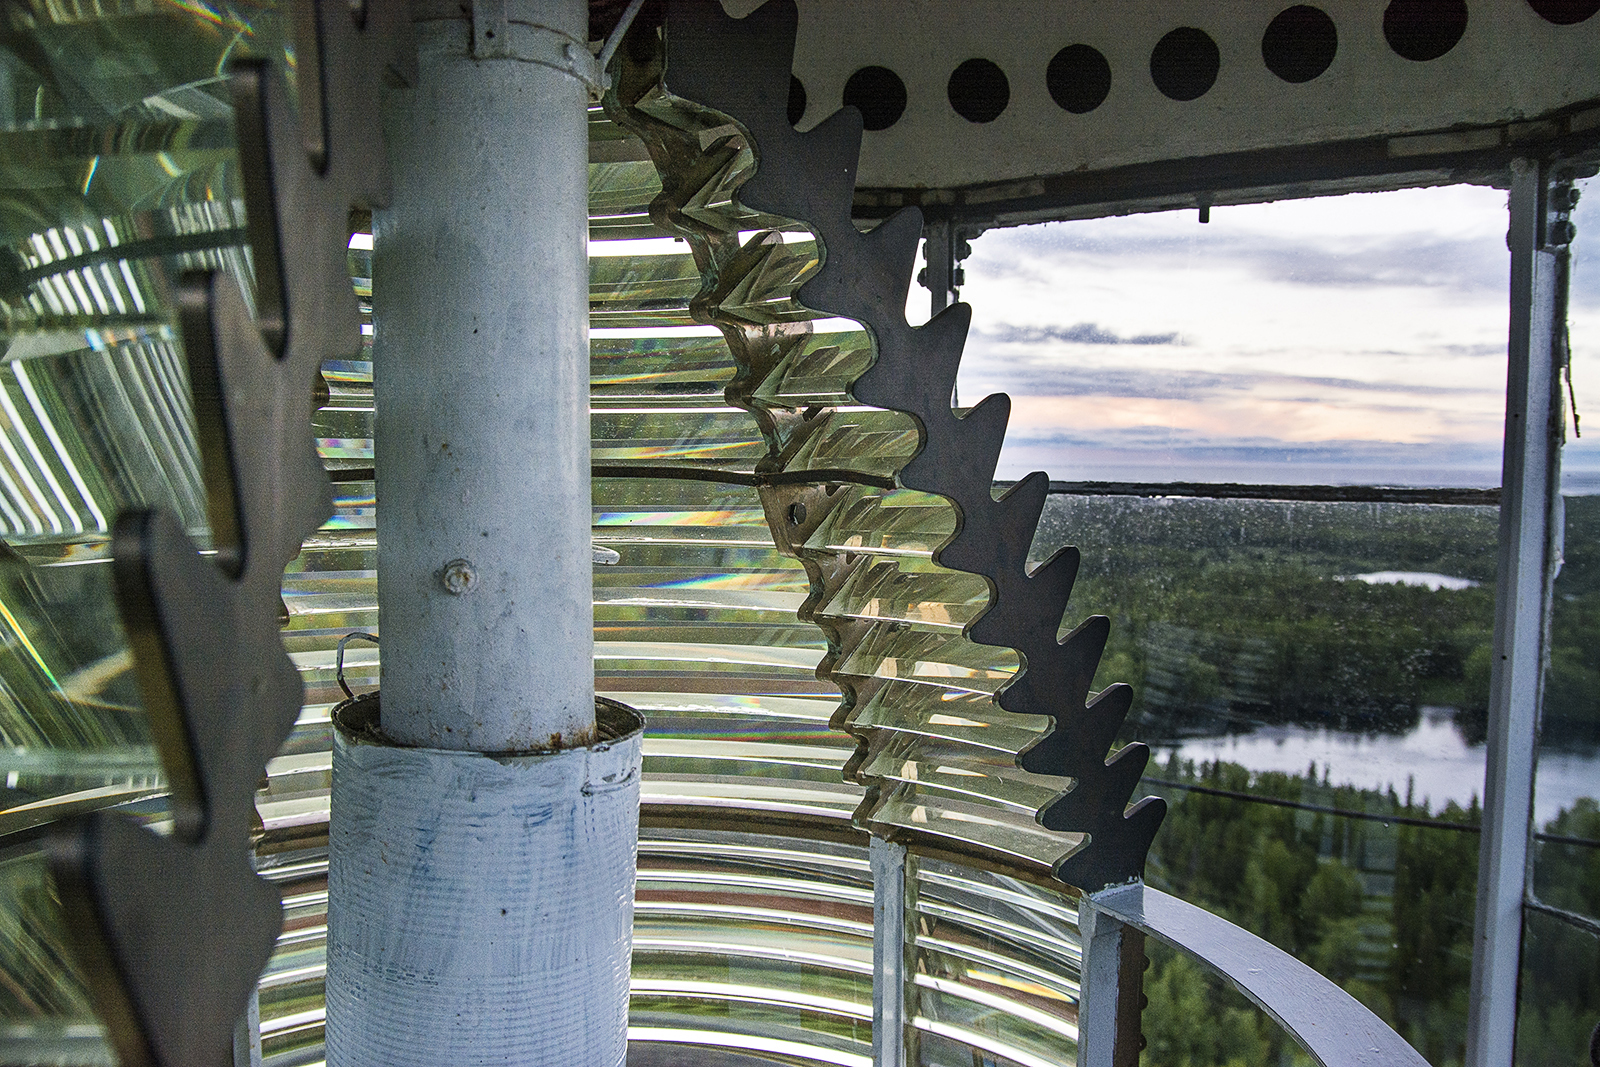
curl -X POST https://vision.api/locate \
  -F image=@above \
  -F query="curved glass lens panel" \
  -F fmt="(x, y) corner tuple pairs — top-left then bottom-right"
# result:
(0, 2), (300, 830)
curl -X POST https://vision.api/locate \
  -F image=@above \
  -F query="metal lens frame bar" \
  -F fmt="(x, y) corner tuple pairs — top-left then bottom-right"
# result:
(42, 6), (415, 1067)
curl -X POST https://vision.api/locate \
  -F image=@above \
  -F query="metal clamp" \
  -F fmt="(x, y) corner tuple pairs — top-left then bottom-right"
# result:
(468, 0), (603, 94)
(470, 0), (510, 59)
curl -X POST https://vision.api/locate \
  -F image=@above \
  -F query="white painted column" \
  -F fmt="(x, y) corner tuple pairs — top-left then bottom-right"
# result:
(326, 697), (641, 1067)
(325, 4), (640, 1066)
(373, 0), (594, 753)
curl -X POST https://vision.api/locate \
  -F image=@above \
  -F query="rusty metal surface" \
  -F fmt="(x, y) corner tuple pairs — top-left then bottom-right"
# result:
(42, 5), (413, 1066)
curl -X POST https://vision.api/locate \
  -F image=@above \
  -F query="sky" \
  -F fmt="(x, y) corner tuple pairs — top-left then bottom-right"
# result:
(920, 178), (1600, 489)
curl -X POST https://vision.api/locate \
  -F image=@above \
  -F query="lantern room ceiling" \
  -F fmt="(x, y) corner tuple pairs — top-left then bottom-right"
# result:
(620, 0), (1600, 225)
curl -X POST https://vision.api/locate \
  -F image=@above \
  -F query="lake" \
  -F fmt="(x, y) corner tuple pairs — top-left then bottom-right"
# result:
(1155, 706), (1599, 828)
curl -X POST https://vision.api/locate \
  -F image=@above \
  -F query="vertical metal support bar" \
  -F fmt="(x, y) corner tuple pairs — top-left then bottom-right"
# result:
(1114, 924), (1147, 1066)
(1076, 904), (1120, 1067)
(1079, 885), (1145, 1067)
(924, 220), (955, 318)
(1466, 157), (1565, 1067)
(327, 4), (641, 1065)
(232, 988), (261, 1067)
(923, 220), (957, 406)
(871, 838), (909, 1067)
(373, 0), (594, 752)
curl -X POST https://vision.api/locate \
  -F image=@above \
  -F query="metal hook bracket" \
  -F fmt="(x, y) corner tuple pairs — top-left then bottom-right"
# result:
(336, 631), (381, 701)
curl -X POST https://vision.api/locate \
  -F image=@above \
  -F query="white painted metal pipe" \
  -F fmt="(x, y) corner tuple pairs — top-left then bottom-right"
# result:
(326, 697), (642, 1067)
(372, 0), (594, 752)
(1466, 157), (1564, 1067)
(326, 4), (637, 1063)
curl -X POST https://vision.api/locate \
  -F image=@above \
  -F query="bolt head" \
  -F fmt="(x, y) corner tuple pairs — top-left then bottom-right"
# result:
(441, 558), (479, 595)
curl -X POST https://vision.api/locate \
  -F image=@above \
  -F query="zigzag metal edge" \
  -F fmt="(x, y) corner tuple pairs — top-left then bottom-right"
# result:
(613, 0), (1164, 891)
(42, 5), (413, 1066)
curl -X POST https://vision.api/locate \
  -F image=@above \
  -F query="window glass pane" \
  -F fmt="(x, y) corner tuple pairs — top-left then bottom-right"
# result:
(1536, 493), (1600, 924)
(958, 189), (1514, 1065)
(1525, 172), (1600, 1067)
(1032, 493), (1493, 1064)
(1141, 938), (1317, 1067)
(960, 187), (1509, 487)
(1516, 910), (1599, 1067)
(1562, 172), (1600, 493)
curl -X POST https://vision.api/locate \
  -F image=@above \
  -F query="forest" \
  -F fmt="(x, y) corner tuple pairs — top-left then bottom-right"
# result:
(1020, 493), (1600, 1066)
(1135, 758), (1597, 1067)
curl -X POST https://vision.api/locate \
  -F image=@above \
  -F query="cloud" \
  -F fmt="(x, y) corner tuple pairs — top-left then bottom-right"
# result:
(998, 391), (1498, 447)
(1568, 185), (1600, 309)
(1229, 238), (1505, 292)
(1005, 421), (1496, 455)
(973, 230), (1506, 295)
(954, 355), (1497, 405)
(1438, 343), (1506, 357)
(992, 427), (1506, 486)
(980, 323), (1181, 346)
(958, 364), (1229, 399)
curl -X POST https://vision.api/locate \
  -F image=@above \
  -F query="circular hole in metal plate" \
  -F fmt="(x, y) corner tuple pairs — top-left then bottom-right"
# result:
(947, 58), (1010, 123)
(1262, 5), (1338, 82)
(1047, 43), (1112, 114)
(1526, 0), (1600, 22)
(843, 65), (908, 131)
(1383, 0), (1468, 61)
(1150, 27), (1221, 101)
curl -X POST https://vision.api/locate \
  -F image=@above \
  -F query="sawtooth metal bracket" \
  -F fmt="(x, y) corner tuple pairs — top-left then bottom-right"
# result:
(617, 0), (1164, 892)
(44, 5), (414, 1066)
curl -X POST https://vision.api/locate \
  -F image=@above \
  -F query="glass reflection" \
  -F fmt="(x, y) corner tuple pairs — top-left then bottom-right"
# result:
(1525, 489), (1600, 1067)
(1034, 492), (1497, 1062)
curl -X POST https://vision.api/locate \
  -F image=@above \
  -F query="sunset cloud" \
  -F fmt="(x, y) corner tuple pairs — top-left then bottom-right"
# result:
(977, 323), (1181, 346)
(932, 183), (1600, 486)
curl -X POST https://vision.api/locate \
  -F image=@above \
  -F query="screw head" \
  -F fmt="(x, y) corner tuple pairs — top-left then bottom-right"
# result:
(441, 558), (479, 595)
